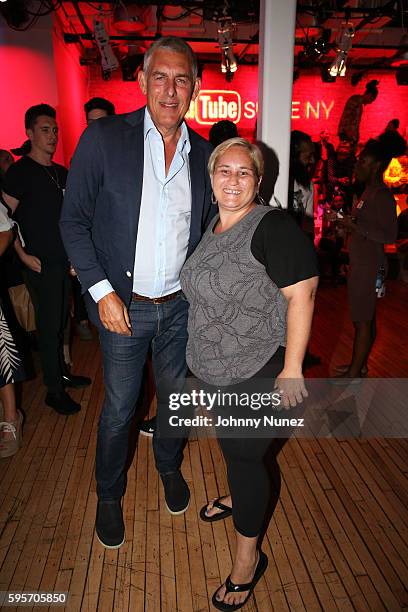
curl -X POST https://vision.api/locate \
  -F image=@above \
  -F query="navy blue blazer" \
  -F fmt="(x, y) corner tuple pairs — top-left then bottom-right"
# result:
(60, 107), (214, 328)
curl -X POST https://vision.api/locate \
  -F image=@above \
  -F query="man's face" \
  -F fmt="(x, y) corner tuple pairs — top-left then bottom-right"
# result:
(333, 195), (345, 210)
(298, 140), (315, 175)
(27, 115), (58, 156)
(336, 141), (352, 161)
(138, 48), (200, 134)
(0, 150), (14, 174)
(87, 108), (109, 124)
(355, 152), (377, 184)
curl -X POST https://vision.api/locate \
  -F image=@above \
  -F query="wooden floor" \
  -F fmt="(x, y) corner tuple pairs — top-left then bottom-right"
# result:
(0, 281), (407, 612)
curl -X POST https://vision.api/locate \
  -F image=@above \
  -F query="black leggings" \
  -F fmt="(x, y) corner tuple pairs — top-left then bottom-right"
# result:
(215, 347), (286, 538)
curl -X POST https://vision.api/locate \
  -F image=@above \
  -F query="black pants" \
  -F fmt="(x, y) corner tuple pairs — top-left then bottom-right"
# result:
(71, 276), (88, 323)
(24, 261), (70, 393)
(215, 347), (286, 538)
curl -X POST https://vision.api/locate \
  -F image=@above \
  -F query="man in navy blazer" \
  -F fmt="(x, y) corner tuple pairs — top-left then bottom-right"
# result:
(60, 37), (214, 549)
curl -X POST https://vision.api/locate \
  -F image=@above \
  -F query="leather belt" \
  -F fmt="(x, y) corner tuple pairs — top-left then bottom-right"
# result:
(131, 290), (182, 304)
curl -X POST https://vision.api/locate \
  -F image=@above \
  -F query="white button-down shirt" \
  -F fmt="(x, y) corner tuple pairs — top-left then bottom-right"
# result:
(89, 108), (192, 302)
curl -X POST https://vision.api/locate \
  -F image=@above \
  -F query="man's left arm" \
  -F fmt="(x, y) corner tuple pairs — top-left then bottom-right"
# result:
(202, 144), (217, 229)
(60, 124), (107, 293)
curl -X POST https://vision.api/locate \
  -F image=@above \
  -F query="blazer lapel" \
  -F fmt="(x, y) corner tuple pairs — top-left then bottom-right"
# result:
(188, 136), (205, 257)
(123, 110), (145, 260)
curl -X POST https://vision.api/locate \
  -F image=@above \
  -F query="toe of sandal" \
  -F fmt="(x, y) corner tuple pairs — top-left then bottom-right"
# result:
(211, 551), (268, 611)
(199, 497), (232, 523)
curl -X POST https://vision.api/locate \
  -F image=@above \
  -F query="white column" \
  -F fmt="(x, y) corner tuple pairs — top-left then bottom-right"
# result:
(258, 0), (297, 208)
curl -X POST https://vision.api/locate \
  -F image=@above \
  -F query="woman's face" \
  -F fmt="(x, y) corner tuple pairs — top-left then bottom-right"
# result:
(333, 195), (345, 210)
(212, 146), (259, 213)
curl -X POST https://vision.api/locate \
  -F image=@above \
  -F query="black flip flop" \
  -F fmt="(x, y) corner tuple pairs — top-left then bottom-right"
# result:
(212, 551), (268, 611)
(199, 497), (232, 522)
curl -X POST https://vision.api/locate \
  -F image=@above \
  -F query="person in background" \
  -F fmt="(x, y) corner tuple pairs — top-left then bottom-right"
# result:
(333, 130), (406, 380)
(0, 150), (14, 189)
(396, 197), (408, 282)
(69, 97), (118, 342)
(319, 189), (349, 282)
(61, 37), (214, 549)
(181, 137), (318, 610)
(337, 80), (379, 151)
(327, 139), (356, 212)
(84, 97), (115, 123)
(2, 104), (91, 416)
(288, 130), (316, 240)
(0, 201), (24, 458)
(385, 118), (400, 132)
(209, 120), (238, 148)
(314, 131), (335, 216)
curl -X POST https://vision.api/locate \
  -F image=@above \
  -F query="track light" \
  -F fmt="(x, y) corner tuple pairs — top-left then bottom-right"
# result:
(329, 52), (347, 77)
(220, 47), (237, 74)
(93, 17), (119, 75)
(218, 20), (237, 81)
(328, 24), (354, 78)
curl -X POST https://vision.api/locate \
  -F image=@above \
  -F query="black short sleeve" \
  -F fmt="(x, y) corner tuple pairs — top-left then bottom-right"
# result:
(2, 161), (26, 200)
(251, 210), (319, 288)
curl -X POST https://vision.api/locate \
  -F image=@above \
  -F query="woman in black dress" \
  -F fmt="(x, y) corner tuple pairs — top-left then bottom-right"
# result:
(334, 130), (406, 379)
(0, 202), (24, 457)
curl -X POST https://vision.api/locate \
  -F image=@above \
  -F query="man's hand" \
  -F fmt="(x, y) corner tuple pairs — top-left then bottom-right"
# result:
(98, 292), (131, 336)
(275, 370), (308, 409)
(22, 254), (42, 273)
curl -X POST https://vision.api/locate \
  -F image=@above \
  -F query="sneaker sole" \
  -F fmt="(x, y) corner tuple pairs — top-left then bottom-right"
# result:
(165, 499), (190, 516)
(138, 430), (154, 437)
(96, 533), (125, 549)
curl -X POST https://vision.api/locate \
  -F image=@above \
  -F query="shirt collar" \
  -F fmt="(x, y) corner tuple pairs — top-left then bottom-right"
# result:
(144, 107), (191, 154)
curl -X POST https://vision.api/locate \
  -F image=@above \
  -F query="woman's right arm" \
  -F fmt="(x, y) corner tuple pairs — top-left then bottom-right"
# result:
(0, 201), (14, 256)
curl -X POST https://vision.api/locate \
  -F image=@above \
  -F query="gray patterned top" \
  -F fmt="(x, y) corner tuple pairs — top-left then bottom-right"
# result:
(180, 206), (287, 386)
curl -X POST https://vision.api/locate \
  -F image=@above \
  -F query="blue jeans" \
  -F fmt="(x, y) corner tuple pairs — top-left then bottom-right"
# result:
(96, 296), (189, 500)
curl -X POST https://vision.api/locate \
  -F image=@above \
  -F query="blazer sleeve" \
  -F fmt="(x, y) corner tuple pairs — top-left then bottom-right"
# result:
(201, 142), (217, 229)
(60, 123), (108, 293)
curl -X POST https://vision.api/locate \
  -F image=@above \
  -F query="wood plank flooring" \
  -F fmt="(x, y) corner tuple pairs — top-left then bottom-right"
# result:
(0, 281), (407, 611)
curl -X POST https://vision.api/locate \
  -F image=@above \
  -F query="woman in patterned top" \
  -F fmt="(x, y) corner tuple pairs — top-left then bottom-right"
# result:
(0, 201), (24, 457)
(180, 138), (318, 610)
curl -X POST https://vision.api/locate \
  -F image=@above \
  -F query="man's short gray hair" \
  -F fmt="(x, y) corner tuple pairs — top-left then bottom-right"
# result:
(143, 36), (198, 82)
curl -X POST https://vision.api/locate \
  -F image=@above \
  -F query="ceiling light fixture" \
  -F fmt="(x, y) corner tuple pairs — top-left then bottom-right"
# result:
(93, 17), (119, 79)
(218, 19), (237, 82)
(329, 23), (354, 78)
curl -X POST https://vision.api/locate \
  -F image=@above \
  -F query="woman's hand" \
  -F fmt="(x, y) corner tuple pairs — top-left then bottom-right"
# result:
(275, 370), (308, 409)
